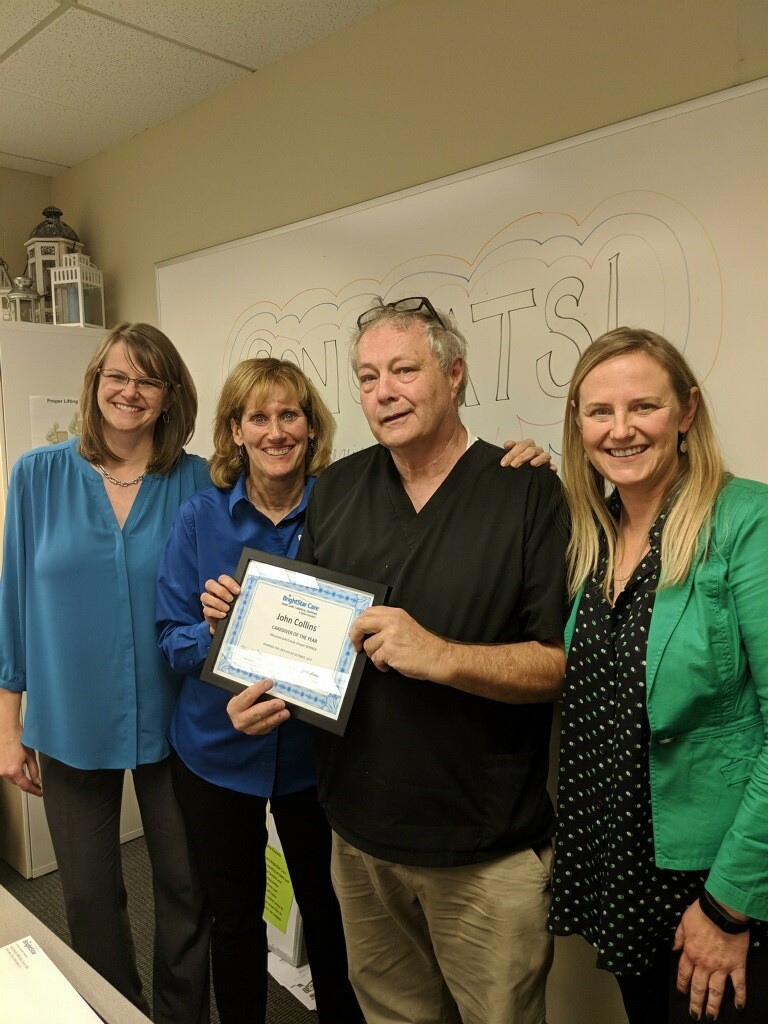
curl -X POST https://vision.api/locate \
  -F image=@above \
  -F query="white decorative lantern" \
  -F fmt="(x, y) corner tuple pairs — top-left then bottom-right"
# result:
(25, 207), (84, 323)
(52, 253), (105, 328)
(8, 276), (42, 323)
(0, 257), (12, 321)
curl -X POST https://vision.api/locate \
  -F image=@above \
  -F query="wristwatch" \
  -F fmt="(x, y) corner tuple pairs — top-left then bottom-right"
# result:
(699, 889), (751, 934)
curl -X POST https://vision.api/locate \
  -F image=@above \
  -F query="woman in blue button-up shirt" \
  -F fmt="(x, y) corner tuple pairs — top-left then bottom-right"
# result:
(0, 323), (211, 1022)
(156, 358), (363, 1024)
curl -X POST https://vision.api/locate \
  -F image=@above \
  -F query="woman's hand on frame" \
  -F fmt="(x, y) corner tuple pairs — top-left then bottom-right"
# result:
(201, 573), (241, 634)
(227, 679), (290, 736)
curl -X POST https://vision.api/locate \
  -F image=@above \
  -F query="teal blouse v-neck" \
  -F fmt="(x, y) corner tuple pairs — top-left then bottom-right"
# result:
(0, 438), (210, 769)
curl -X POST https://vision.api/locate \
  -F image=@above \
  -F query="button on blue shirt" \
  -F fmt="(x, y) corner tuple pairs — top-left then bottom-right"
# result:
(157, 475), (317, 797)
(0, 439), (211, 769)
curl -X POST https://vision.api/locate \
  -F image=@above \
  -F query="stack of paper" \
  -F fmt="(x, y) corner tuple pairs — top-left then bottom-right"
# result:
(0, 935), (102, 1022)
(268, 952), (316, 1011)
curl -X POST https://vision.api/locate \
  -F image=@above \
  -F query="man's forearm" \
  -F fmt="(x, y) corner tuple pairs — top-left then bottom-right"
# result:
(350, 606), (565, 700)
(430, 637), (565, 703)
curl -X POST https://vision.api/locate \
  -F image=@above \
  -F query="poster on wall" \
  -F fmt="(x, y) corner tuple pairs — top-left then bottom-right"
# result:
(29, 396), (81, 448)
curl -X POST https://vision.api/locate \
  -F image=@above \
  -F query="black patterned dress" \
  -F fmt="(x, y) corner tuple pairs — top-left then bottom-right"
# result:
(547, 510), (709, 974)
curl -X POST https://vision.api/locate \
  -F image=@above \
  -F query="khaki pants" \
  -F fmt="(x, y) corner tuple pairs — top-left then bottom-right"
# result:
(331, 832), (553, 1024)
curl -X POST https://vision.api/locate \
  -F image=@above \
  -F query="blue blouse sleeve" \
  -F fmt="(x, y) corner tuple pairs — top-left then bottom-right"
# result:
(0, 459), (29, 692)
(191, 454), (212, 492)
(156, 500), (212, 674)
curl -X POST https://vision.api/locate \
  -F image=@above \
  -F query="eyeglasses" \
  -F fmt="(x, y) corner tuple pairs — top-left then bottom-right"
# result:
(356, 296), (447, 331)
(98, 369), (168, 393)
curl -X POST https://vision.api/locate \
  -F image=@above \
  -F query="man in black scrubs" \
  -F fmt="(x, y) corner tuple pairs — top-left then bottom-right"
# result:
(233, 297), (567, 1024)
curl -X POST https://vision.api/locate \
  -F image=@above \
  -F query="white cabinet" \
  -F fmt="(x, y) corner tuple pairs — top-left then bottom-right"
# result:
(0, 767), (144, 879)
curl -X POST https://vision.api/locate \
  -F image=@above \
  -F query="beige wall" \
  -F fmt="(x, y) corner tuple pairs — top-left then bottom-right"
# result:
(51, 0), (768, 324)
(0, 169), (51, 280)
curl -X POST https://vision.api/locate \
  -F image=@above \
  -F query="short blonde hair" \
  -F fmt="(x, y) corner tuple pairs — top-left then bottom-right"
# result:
(209, 358), (336, 488)
(562, 327), (728, 598)
(78, 322), (197, 475)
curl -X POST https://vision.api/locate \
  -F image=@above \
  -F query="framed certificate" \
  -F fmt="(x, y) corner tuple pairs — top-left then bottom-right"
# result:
(200, 548), (389, 735)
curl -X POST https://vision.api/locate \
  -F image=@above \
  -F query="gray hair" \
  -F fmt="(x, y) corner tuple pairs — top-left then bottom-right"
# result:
(350, 297), (469, 406)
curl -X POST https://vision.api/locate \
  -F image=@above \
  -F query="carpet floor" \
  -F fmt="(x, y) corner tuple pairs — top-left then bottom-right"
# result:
(0, 836), (317, 1024)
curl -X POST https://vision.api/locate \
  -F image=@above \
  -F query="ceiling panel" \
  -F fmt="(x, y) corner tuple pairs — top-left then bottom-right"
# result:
(0, 0), (58, 55)
(84, 0), (387, 69)
(0, 152), (67, 177)
(0, 85), (140, 167)
(0, 0), (388, 174)
(0, 7), (247, 130)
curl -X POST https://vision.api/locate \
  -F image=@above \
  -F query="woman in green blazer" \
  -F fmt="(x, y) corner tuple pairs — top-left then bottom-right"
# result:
(548, 328), (768, 1024)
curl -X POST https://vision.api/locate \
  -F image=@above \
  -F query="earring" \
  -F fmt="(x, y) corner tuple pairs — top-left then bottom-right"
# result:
(679, 434), (688, 454)
(308, 437), (316, 456)
(237, 445), (245, 463)
(162, 411), (170, 424)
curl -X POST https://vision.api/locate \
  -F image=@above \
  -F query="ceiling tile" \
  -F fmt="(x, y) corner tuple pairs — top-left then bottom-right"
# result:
(0, 152), (67, 177)
(0, 0), (389, 176)
(0, 0), (58, 55)
(83, 0), (386, 68)
(0, 85), (141, 167)
(0, 7), (247, 129)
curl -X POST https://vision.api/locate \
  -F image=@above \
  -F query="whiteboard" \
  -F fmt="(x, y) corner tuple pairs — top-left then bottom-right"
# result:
(157, 80), (768, 483)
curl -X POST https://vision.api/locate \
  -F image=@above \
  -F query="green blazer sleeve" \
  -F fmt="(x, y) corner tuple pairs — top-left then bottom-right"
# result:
(645, 479), (768, 919)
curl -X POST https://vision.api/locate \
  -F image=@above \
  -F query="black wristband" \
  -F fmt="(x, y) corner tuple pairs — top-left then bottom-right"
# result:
(699, 889), (751, 934)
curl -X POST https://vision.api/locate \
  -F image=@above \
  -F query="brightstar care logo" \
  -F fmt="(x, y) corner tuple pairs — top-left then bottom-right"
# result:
(282, 594), (319, 614)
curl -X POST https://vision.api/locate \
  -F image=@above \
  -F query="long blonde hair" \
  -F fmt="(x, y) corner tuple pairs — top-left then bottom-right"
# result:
(209, 358), (336, 488)
(562, 328), (729, 599)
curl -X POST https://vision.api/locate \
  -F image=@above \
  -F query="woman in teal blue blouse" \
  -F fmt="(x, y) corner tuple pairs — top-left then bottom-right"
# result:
(0, 323), (211, 1023)
(549, 328), (768, 1024)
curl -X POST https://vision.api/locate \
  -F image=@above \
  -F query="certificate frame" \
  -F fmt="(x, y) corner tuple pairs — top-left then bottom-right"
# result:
(200, 548), (388, 735)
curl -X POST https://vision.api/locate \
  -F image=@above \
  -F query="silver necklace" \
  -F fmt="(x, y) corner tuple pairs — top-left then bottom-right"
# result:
(613, 539), (651, 582)
(96, 463), (145, 487)
(613, 567), (635, 583)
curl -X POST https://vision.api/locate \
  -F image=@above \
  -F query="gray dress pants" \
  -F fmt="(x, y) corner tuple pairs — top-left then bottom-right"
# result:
(40, 753), (210, 1024)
